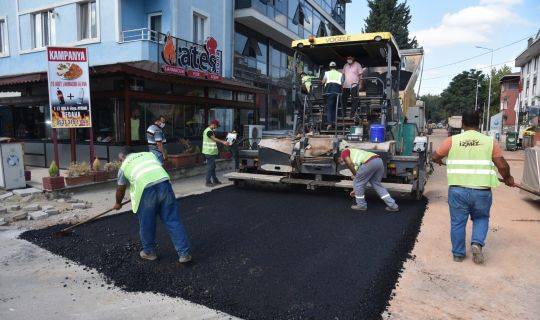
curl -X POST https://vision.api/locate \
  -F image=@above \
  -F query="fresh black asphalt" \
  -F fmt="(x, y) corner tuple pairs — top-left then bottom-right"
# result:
(21, 186), (427, 320)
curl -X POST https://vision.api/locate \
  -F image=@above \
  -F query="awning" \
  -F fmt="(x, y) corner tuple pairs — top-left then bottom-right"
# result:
(0, 61), (266, 94)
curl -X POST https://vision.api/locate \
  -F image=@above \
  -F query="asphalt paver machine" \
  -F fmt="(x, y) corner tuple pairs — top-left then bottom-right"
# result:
(226, 32), (431, 199)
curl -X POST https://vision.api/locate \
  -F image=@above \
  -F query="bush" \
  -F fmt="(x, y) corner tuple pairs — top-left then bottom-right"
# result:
(92, 158), (101, 171)
(48, 161), (59, 177)
(104, 161), (122, 172)
(66, 161), (92, 177)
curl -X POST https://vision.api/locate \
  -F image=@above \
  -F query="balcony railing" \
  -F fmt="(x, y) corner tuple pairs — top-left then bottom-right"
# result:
(120, 28), (160, 43)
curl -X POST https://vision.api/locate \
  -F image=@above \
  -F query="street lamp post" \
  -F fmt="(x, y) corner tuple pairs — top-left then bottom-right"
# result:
(467, 77), (480, 111)
(476, 46), (494, 133)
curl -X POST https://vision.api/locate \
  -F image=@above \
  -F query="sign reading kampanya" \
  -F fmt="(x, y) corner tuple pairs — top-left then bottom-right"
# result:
(47, 47), (92, 128)
(159, 32), (222, 81)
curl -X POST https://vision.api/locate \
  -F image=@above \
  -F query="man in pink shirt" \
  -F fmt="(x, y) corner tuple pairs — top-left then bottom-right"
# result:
(342, 56), (363, 118)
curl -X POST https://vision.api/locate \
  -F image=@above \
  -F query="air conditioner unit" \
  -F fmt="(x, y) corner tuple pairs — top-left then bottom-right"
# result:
(243, 125), (264, 149)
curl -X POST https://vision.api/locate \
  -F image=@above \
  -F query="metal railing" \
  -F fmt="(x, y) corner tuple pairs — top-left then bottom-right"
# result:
(120, 28), (160, 43)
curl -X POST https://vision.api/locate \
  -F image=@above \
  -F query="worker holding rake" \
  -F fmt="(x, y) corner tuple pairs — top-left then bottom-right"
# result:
(113, 148), (191, 264)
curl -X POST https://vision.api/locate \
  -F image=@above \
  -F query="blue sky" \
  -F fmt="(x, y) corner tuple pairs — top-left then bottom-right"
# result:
(346, 0), (540, 95)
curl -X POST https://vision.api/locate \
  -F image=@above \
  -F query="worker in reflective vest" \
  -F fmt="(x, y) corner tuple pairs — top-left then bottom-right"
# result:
(322, 61), (343, 128)
(335, 148), (399, 212)
(202, 119), (229, 187)
(113, 150), (191, 264)
(432, 110), (515, 264)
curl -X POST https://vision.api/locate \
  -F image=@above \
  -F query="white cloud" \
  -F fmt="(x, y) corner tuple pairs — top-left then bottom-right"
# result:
(412, 0), (524, 48)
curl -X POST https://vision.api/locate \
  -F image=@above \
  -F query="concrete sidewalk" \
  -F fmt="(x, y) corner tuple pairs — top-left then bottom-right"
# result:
(385, 129), (540, 320)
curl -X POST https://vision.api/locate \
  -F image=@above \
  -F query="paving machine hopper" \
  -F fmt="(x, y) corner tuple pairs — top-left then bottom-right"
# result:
(226, 32), (431, 199)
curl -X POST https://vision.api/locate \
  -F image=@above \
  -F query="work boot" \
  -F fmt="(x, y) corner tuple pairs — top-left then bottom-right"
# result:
(179, 254), (192, 263)
(453, 255), (465, 262)
(351, 205), (367, 211)
(213, 179), (222, 185)
(205, 182), (214, 187)
(471, 243), (484, 264)
(139, 250), (157, 261)
(385, 206), (399, 212)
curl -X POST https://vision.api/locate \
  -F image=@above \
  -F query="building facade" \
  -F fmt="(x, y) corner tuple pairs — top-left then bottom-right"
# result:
(499, 73), (519, 129)
(233, 0), (349, 130)
(0, 0), (262, 168)
(515, 29), (540, 126)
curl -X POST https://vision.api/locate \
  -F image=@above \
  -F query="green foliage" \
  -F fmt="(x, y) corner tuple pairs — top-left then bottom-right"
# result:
(483, 65), (512, 118)
(66, 161), (92, 177)
(421, 94), (444, 122)
(48, 161), (59, 177)
(104, 161), (122, 172)
(193, 146), (201, 154)
(363, 0), (418, 49)
(92, 158), (101, 171)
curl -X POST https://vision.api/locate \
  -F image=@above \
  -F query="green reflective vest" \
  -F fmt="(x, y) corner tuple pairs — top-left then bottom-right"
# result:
(349, 148), (377, 170)
(302, 75), (313, 93)
(202, 127), (218, 155)
(447, 130), (500, 187)
(120, 152), (170, 213)
(325, 69), (342, 86)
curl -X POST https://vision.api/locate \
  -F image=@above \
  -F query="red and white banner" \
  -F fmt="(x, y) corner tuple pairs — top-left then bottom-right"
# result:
(47, 47), (92, 128)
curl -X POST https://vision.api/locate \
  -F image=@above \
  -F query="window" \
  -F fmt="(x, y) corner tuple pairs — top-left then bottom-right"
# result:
(33, 11), (53, 48)
(0, 18), (7, 55)
(148, 13), (161, 41)
(193, 12), (207, 44)
(317, 21), (328, 37)
(293, 4), (306, 26)
(79, 1), (97, 40)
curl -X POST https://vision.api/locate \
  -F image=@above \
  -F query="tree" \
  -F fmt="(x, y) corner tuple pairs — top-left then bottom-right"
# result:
(420, 94), (444, 122)
(440, 70), (487, 117)
(483, 65), (512, 118)
(363, 0), (418, 49)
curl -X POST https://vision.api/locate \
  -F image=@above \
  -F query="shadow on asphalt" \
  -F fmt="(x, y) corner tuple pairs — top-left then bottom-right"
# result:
(21, 186), (427, 320)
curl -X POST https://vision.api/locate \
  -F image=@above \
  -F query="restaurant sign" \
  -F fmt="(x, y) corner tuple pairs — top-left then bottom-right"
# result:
(159, 32), (222, 81)
(47, 47), (92, 128)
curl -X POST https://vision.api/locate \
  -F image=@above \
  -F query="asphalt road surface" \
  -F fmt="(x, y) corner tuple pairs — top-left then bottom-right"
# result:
(21, 186), (427, 320)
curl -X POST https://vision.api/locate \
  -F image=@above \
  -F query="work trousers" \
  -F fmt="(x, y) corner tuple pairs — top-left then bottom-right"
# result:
(138, 181), (190, 257)
(342, 86), (359, 118)
(448, 186), (492, 257)
(353, 158), (398, 209)
(204, 154), (218, 183)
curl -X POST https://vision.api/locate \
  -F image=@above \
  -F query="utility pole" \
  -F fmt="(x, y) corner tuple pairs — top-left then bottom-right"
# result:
(467, 77), (480, 111)
(476, 46), (494, 133)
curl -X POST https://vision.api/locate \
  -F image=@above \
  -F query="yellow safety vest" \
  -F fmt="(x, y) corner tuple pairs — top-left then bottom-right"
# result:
(447, 130), (500, 187)
(325, 69), (342, 86)
(202, 127), (218, 155)
(120, 152), (170, 213)
(349, 149), (377, 170)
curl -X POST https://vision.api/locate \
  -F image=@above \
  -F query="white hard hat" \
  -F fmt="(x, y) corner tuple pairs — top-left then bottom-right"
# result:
(329, 61), (336, 67)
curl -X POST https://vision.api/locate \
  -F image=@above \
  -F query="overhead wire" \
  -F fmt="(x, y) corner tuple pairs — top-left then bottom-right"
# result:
(424, 34), (534, 71)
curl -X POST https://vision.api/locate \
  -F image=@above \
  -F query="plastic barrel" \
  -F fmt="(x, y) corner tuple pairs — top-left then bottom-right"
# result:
(370, 124), (385, 143)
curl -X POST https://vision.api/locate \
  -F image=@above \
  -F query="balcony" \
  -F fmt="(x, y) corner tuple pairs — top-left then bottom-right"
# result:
(235, 1), (298, 47)
(120, 28), (160, 43)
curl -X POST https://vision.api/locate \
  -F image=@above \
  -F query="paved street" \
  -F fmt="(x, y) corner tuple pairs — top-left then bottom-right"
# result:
(0, 130), (539, 320)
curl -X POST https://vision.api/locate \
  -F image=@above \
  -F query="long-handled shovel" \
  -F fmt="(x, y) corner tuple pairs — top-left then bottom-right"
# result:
(497, 178), (540, 197)
(53, 200), (131, 237)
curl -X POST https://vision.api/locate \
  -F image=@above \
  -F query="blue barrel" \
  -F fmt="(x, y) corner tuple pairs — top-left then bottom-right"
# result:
(370, 124), (385, 143)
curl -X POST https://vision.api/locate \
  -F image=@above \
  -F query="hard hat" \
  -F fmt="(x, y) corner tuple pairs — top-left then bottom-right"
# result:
(329, 61), (336, 67)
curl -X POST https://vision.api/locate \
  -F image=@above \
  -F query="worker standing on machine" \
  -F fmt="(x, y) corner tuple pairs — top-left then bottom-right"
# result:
(202, 119), (229, 187)
(322, 61), (343, 130)
(342, 55), (363, 118)
(146, 115), (167, 165)
(432, 110), (515, 264)
(335, 148), (399, 212)
(113, 148), (191, 264)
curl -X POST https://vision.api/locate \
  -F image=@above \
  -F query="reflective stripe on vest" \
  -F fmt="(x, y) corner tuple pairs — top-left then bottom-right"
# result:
(325, 70), (342, 85)
(349, 149), (377, 170)
(202, 127), (218, 155)
(120, 152), (170, 213)
(447, 130), (500, 187)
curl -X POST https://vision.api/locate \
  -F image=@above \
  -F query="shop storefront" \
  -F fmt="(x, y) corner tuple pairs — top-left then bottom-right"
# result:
(0, 61), (262, 168)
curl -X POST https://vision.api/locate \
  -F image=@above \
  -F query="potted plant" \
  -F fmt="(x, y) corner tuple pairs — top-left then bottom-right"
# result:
(64, 161), (94, 186)
(220, 144), (232, 160)
(42, 161), (65, 191)
(193, 145), (202, 164)
(168, 138), (199, 168)
(92, 158), (108, 182)
(104, 161), (122, 180)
